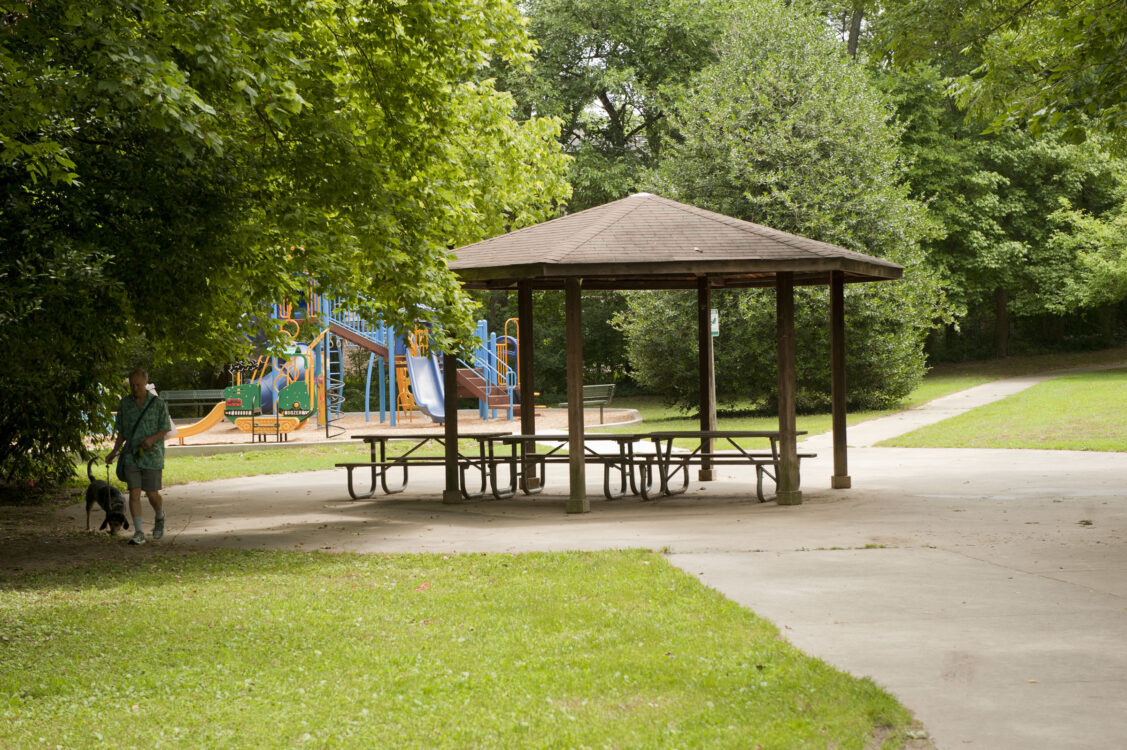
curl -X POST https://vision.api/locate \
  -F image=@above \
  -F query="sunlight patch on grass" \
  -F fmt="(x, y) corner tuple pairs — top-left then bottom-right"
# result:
(881, 369), (1127, 451)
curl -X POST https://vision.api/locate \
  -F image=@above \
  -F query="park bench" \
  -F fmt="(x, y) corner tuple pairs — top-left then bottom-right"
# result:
(557, 383), (615, 422)
(161, 389), (226, 416)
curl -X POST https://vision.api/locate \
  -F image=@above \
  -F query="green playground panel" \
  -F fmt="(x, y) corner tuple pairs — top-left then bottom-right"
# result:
(277, 380), (315, 420)
(223, 383), (261, 423)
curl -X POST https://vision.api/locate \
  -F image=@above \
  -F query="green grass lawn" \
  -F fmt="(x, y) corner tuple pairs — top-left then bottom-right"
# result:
(897, 373), (992, 409)
(881, 368), (1127, 451)
(0, 549), (917, 749)
(924, 345), (1127, 380)
(165, 442), (371, 485)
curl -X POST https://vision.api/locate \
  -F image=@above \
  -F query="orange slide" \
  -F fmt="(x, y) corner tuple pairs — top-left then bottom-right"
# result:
(174, 402), (227, 445)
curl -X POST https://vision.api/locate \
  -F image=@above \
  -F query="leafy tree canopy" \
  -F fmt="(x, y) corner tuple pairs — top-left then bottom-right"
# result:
(496, 0), (728, 210)
(1, 0), (570, 481)
(880, 64), (1127, 322)
(484, 0), (730, 392)
(874, 0), (1127, 147)
(621, 0), (948, 412)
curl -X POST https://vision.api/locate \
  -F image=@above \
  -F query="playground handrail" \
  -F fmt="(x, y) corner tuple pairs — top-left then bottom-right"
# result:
(460, 331), (516, 414)
(315, 290), (515, 416)
(317, 294), (387, 346)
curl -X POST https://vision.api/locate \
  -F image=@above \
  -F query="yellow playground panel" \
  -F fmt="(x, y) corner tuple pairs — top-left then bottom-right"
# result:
(233, 415), (309, 441)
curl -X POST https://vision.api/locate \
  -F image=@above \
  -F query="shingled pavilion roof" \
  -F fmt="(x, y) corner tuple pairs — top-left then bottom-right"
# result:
(450, 193), (903, 290)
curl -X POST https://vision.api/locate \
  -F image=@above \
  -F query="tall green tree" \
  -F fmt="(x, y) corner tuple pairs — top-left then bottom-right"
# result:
(874, 0), (1127, 147)
(498, 0), (728, 211)
(880, 64), (1127, 357)
(0, 0), (570, 481)
(487, 0), (729, 392)
(622, 0), (947, 412)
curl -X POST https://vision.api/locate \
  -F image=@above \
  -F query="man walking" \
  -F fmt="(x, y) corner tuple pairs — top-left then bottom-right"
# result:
(107, 368), (172, 545)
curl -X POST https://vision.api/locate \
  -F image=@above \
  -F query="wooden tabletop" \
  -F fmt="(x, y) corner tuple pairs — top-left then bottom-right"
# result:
(498, 433), (647, 442)
(644, 430), (807, 439)
(352, 431), (509, 441)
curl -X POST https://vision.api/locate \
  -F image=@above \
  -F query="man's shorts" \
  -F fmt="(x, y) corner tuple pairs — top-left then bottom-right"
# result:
(123, 465), (162, 492)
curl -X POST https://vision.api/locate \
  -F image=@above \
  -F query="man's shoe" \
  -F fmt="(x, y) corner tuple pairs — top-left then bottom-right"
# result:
(128, 530), (146, 545)
(152, 516), (164, 540)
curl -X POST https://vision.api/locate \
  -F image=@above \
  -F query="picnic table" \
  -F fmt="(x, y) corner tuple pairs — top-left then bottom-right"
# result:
(337, 430), (813, 504)
(488, 433), (655, 500)
(338, 432), (508, 501)
(642, 430), (811, 502)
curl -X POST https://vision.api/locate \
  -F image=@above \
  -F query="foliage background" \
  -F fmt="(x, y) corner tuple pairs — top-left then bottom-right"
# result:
(1, 0), (570, 481)
(616, 0), (946, 412)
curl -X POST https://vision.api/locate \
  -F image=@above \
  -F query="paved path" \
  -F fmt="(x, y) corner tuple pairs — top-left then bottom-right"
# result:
(68, 370), (1127, 749)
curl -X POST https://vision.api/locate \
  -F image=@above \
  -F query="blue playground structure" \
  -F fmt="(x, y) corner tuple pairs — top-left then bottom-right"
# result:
(223, 287), (521, 436)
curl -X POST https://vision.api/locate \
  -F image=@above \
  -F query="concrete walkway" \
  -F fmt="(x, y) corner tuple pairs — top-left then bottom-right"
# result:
(67, 371), (1127, 749)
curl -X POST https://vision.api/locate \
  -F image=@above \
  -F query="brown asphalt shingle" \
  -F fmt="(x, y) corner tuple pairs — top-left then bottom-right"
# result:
(450, 193), (902, 288)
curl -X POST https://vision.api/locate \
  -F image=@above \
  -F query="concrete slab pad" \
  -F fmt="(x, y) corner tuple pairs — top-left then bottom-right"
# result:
(672, 548), (1127, 750)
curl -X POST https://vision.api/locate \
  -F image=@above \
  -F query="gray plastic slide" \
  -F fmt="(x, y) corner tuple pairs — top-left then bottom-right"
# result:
(404, 353), (445, 423)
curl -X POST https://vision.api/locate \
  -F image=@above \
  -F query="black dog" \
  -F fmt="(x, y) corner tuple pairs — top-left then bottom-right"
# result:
(86, 458), (129, 534)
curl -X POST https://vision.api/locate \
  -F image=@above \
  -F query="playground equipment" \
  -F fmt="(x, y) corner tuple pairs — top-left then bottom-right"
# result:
(404, 353), (446, 421)
(172, 402), (227, 445)
(312, 292), (520, 430)
(172, 285), (522, 442)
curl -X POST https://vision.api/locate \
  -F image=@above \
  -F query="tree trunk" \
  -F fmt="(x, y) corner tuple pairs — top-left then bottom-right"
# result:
(847, 5), (864, 58)
(994, 287), (1010, 357)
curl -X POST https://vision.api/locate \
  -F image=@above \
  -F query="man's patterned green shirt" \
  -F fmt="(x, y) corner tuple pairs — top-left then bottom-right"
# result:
(115, 393), (172, 470)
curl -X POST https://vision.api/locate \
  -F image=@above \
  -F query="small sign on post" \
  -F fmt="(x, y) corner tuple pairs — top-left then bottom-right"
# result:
(710, 308), (719, 337)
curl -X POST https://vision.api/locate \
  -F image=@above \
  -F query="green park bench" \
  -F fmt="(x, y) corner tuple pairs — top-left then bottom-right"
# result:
(161, 389), (226, 416)
(557, 383), (615, 423)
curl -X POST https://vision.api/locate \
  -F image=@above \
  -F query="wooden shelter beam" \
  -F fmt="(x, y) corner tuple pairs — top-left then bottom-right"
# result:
(442, 351), (461, 504)
(830, 270), (850, 488)
(697, 277), (717, 481)
(460, 271), (887, 292)
(518, 281), (540, 490)
(565, 277), (589, 513)
(455, 258), (902, 285)
(775, 273), (802, 505)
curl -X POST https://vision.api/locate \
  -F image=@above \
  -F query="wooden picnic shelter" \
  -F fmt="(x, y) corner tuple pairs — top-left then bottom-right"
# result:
(443, 193), (903, 512)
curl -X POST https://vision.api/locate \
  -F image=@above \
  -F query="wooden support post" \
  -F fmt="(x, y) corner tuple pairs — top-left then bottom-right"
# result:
(697, 277), (717, 481)
(830, 271), (851, 489)
(518, 281), (540, 490)
(565, 277), (588, 513)
(775, 273), (802, 505)
(442, 351), (461, 504)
